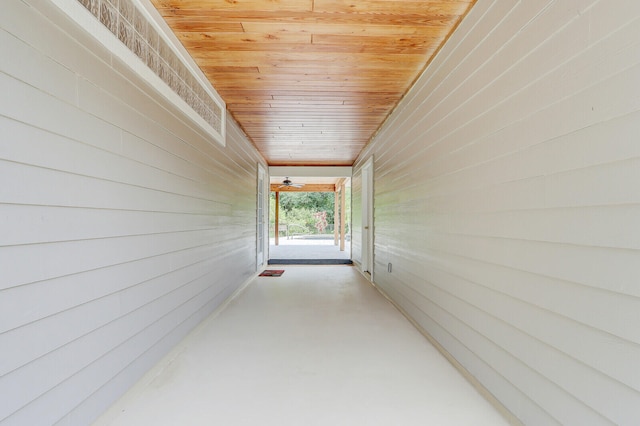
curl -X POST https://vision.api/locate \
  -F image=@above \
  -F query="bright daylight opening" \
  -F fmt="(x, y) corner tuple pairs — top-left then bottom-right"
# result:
(269, 179), (351, 265)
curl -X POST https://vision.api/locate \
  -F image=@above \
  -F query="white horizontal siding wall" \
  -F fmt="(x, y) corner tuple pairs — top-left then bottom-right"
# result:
(354, 0), (640, 424)
(0, 1), (265, 425)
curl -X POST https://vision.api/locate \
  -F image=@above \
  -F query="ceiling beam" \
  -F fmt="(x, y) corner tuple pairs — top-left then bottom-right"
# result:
(270, 183), (336, 192)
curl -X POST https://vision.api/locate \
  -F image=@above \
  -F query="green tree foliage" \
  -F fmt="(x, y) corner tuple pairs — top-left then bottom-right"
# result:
(270, 192), (335, 234)
(269, 190), (351, 236)
(279, 192), (335, 223)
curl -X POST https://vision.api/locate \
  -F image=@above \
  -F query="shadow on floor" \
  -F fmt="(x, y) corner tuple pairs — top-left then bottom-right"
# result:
(268, 258), (353, 265)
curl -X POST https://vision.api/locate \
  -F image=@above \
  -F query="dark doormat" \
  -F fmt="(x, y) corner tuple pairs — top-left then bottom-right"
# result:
(259, 269), (285, 277)
(268, 259), (353, 265)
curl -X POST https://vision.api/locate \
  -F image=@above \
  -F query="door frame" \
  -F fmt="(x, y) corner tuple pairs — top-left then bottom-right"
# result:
(361, 157), (374, 279)
(256, 164), (268, 269)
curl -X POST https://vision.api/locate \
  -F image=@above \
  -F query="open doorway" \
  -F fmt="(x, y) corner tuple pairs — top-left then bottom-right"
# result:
(268, 174), (351, 265)
(351, 157), (374, 278)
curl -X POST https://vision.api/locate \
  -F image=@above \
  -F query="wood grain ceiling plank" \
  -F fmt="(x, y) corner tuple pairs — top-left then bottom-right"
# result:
(266, 146), (364, 151)
(245, 125), (376, 130)
(262, 141), (362, 146)
(227, 103), (345, 110)
(206, 70), (415, 80)
(153, 0), (313, 12)
(232, 111), (393, 120)
(250, 67), (415, 78)
(240, 107), (394, 114)
(156, 10), (461, 26)
(184, 41), (432, 55)
(313, 0), (472, 16)
(254, 131), (368, 136)
(253, 138), (370, 142)
(193, 52), (427, 69)
(271, 162), (356, 167)
(260, 152), (366, 157)
(244, 125), (382, 130)
(268, 155), (360, 160)
(260, 149), (365, 153)
(234, 107), (389, 116)
(176, 31), (440, 51)
(257, 133), (366, 136)
(208, 76), (407, 91)
(311, 33), (440, 45)
(248, 136), (373, 141)
(157, 20), (244, 32)
(221, 98), (398, 107)
(244, 134), (372, 141)
(245, 125), (377, 131)
(227, 105), (392, 112)
(176, 32), (312, 44)
(270, 92), (400, 99)
(202, 66), (260, 74)
(210, 77), (417, 92)
(218, 90), (403, 97)
(238, 106), (378, 111)
(266, 150), (361, 156)
(227, 99), (346, 106)
(232, 111), (388, 118)
(265, 147), (364, 152)
(234, 110), (389, 117)
(256, 145), (367, 150)
(258, 141), (366, 145)
(241, 22), (445, 37)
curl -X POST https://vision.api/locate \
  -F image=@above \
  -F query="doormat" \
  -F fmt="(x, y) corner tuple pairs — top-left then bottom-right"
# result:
(259, 269), (285, 277)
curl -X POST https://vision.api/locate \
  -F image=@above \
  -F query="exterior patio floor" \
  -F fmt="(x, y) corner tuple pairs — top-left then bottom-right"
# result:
(269, 236), (351, 260)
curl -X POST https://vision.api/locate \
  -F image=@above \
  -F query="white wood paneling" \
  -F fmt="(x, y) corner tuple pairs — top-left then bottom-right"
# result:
(354, 0), (640, 424)
(0, 1), (265, 424)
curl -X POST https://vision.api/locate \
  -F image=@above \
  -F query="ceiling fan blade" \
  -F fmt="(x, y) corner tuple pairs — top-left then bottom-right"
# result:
(292, 183), (304, 188)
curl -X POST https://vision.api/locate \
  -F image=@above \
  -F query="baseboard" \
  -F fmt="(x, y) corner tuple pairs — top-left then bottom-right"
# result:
(352, 260), (372, 282)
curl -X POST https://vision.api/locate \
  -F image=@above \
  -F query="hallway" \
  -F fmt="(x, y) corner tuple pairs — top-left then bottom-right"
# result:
(94, 266), (509, 426)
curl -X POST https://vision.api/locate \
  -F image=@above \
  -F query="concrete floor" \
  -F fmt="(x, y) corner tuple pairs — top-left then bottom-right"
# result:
(94, 266), (510, 426)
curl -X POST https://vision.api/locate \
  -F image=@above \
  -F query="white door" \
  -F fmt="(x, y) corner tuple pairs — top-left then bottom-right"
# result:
(361, 157), (374, 277)
(256, 165), (268, 269)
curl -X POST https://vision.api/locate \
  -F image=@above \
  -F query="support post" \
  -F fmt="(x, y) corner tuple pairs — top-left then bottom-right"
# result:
(275, 191), (280, 246)
(340, 181), (346, 252)
(334, 190), (339, 246)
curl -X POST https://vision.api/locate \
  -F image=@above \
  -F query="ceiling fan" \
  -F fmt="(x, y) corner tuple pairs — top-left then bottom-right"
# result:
(278, 177), (305, 189)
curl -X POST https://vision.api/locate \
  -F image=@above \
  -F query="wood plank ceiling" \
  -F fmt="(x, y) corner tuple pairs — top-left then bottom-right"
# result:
(150, 0), (476, 166)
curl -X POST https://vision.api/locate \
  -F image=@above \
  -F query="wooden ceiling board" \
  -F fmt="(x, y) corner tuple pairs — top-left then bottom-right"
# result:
(313, 0), (471, 15)
(153, 0), (314, 12)
(151, 0), (476, 166)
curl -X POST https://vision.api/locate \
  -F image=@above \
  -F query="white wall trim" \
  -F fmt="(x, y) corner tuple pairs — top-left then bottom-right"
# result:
(269, 166), (352, 178)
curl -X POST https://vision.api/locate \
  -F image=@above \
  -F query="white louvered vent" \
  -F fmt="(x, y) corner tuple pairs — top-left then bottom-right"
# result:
(64, 0), (226, 145)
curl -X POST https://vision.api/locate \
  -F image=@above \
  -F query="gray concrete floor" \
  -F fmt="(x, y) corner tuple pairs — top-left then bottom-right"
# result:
(94, 266), (509, 426)
(269, 236), (351, 260)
